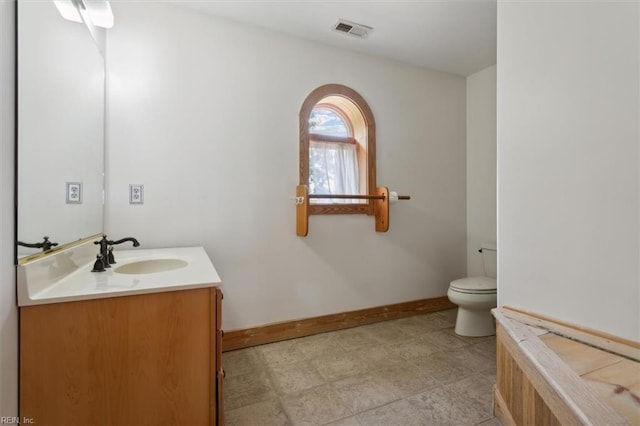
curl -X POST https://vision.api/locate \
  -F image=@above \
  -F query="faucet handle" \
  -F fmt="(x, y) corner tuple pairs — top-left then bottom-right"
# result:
(91, 254), (106, 272)
(41, 236), (58, 251)
(107, 247), (116, 265)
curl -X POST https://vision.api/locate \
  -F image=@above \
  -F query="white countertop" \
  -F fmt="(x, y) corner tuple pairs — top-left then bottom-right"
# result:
(17, 246), (221, 306)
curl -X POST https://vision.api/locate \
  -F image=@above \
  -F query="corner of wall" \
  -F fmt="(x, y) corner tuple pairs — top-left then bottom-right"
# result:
(466, 65), (497, 277)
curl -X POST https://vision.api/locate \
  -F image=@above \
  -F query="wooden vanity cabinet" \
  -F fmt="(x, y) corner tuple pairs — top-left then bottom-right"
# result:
(20, 287), (224, 426)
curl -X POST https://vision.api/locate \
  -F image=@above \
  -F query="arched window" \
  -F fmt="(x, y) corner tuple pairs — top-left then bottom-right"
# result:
(309, 107), (350, 137)
(300, 84), (376, 215)
(309, 105), (357, 203)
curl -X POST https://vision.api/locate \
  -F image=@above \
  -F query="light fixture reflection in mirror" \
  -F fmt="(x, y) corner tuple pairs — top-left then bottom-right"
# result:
(54, 0), (114, 29)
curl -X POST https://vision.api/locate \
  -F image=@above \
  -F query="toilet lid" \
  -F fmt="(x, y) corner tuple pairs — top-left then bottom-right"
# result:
(450, 276), (497, 293)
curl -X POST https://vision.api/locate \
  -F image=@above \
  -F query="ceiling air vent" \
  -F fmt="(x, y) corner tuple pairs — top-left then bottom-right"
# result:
(333, 19), (373, 39)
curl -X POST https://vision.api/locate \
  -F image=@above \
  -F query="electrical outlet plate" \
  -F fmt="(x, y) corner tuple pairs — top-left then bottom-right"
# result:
(130, 184), (144, 204)
(66, 182), (82, 204)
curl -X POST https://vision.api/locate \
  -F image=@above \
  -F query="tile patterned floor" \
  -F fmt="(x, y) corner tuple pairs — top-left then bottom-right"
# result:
(223, 309), (501, 426)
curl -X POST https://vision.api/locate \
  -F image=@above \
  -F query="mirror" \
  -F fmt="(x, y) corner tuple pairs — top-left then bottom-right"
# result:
(17, 0), (105, 259)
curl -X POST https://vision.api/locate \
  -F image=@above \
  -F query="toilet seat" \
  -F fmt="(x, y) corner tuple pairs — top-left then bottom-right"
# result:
(449, 276), (496, 294)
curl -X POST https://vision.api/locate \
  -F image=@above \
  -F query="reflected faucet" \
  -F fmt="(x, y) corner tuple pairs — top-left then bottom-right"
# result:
(93, 235), (140, 270)
(18, 236), (58, 252)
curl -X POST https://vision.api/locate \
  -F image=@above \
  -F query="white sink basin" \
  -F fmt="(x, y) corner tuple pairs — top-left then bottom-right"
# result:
(115, 259), (188, 275)
(17, 246), (222, 306)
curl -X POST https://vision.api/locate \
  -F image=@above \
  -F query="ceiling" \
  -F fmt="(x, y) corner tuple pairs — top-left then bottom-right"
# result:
(168, 0), (497, 77)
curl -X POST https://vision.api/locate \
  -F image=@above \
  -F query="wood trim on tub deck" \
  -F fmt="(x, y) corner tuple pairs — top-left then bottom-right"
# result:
(222, 296), (455, 352)
(493, 308), (630, 425)
(501, 305), (640, 361)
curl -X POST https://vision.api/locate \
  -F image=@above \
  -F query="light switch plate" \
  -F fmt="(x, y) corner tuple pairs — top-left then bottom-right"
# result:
(130, 184), (144, 204)
(66, 182), (82, 204)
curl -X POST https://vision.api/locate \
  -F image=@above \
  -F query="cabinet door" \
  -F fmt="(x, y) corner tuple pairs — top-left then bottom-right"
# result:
(21, 288), (216, 426)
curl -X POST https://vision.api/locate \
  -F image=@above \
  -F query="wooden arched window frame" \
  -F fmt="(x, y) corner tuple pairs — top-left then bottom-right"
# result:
(299, 84), (376, 215)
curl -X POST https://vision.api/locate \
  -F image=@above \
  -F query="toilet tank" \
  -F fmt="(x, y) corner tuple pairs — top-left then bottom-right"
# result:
(481, 242), (497, 278)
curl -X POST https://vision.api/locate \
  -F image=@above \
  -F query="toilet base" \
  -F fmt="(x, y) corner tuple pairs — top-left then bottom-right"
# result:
(454, 306), (496, 337)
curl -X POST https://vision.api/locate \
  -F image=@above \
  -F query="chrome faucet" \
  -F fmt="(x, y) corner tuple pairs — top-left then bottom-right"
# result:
(92, 235), (140, 272)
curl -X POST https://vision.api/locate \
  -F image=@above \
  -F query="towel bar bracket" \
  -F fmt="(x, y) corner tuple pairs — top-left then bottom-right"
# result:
(295, 185), (410, 236)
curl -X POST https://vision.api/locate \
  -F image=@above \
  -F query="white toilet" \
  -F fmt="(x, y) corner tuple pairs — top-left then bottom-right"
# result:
(447, 243), (497, 337)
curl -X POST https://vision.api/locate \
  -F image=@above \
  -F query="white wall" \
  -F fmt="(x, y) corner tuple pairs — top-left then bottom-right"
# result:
(498, 1), (639, 340)
(466, 65), (496, 276)
(106, 3), (467, 330)
(0, 0), (18, 418)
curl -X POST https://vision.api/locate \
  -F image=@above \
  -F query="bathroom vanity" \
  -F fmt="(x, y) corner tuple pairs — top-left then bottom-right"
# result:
(18, 244), (224, 425)
(16, 2), (226, 423)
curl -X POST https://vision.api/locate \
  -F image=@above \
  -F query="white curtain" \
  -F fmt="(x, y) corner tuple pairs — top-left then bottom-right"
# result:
(309, 141), (359, 203)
